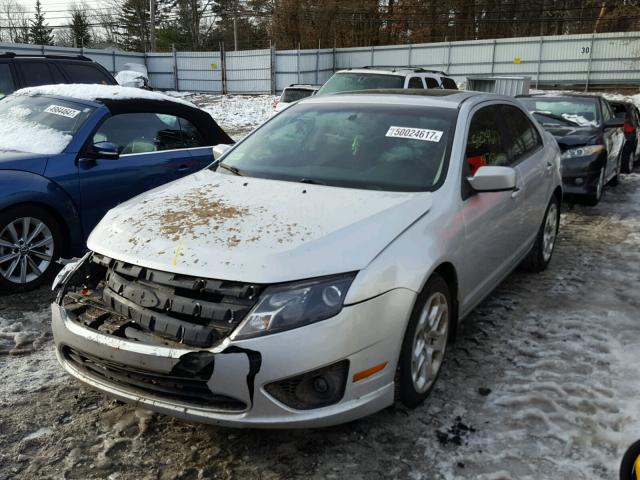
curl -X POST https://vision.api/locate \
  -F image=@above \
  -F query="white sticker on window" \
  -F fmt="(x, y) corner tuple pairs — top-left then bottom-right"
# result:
(44, 105), (81, 119)
(385, 126), (443, 142)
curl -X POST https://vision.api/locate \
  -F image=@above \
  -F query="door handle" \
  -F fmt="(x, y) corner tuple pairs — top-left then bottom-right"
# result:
(177, 165), (191, 174)
(511, 187), (522, 199)
(546, 162), (553, 175)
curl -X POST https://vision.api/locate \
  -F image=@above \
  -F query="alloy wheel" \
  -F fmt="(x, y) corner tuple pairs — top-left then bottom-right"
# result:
(0, 217), (54, 284)
(410, 292), (449, 394)
(542, 202), (558, 262)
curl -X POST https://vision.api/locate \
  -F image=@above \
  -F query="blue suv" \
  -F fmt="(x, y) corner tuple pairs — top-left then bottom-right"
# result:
(0, 85), (232, 291)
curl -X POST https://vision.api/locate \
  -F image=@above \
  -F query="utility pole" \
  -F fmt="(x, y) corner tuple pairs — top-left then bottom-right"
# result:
(150, 0), (156, 52)
(233, 16), (238, 51)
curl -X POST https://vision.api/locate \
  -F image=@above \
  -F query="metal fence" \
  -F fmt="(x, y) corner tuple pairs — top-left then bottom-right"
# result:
(2, 31), (640, 94)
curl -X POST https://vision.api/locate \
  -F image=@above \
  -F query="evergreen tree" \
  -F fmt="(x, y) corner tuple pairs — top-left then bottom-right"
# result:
(29, 0), (53, 45)
(69, 5), (91, 48)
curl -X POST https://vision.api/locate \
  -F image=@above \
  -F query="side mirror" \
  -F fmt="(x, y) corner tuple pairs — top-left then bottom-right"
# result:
(604, 117), (624, 129)
(213, 143), (232, 160)
(467, 166), (516, 192)
(91, 141), (120, 160)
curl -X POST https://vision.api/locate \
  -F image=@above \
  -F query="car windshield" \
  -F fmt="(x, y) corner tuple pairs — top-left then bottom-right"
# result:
(216, 103), (456, 192)
(317, 73), (405, 95)
(518, 97), (600, 127)
(281, 88), (315, 103)
(0, 95), (95, 154)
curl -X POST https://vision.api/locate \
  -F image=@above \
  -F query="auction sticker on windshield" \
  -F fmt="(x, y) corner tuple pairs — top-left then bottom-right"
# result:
(44, 105), (81, 119)
(386, 126), (443, 142)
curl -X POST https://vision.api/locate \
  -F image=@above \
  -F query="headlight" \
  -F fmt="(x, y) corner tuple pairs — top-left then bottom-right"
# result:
(232, 273), (355, 339)
(561, 145), (604, 159)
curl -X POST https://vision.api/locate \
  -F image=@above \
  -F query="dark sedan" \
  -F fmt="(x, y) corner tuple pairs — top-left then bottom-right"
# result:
(518, 94), (624, 205)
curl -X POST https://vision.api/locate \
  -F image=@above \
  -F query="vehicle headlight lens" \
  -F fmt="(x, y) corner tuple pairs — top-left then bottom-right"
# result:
(233, 273), (355, 339)
(561, 145), (604, 159)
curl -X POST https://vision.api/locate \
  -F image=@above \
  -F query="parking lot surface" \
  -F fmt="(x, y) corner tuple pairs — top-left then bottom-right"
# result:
(1, 166), (638, 479)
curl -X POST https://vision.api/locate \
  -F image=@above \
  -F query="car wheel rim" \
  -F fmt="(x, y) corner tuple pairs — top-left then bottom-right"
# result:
(0, 217), (54, 284)
(542, 202), (558, 262)
(410, 292), (449, 394)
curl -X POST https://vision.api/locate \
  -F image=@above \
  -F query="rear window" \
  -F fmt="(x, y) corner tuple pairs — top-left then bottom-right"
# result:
(441, 77), (458, 89)
(425, 77), (439, 89)
(281, 88), (315, 103)
(610, 103), (627, 118)
(62, 63), (113, 84)
(317, 72), (404, 95)
(0, 63), (15, 99)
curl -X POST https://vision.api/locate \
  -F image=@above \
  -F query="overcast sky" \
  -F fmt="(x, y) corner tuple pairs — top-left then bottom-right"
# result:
(16, 0), (109, 25)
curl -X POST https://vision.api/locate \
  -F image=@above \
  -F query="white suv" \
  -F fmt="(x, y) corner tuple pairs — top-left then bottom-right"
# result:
(317, 67), (458, 95)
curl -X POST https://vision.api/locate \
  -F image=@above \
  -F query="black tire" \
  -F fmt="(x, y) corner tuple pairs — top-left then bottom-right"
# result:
(620, 439), (640, 480)
(397, 273), (451, 408)
(0, 205), (63, 293)
(522, 195), (560, 272)
(585, 167), (604, 206)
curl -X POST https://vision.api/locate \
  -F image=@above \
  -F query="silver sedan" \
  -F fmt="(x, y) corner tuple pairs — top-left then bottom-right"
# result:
(52, 90), (562, 427)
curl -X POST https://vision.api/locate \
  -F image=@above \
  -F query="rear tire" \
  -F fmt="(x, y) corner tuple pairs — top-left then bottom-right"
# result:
(620, 439), (640, 480)
(585, 167), (604, 206)
(522, 195), (560, 272)
(0, 205), (62, 293)
(397, 273), (451, 408)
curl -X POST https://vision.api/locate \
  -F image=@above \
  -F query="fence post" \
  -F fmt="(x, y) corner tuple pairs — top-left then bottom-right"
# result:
(408, 43), (412, 67)
(370, 45), (374, 66)
(112, 49), (116, 75)
(220, 42), (227, 95)
(446, 41), (452, 74)
(172, 44), (178, 91)
(41, 44), (44, 55)
(585, 33), (596, 92)
(296, 44), (300, 83)
(535, 36), (543, 89)
(332, 45), (336, 73)
(490, 39), (496, 75)
(270, 43), (276, 94)
(315, 47), (320, 84)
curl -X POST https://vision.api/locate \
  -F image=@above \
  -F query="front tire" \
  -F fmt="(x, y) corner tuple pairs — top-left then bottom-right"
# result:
(522, 195), (560, 272)
(397, 273), (451, 408)
(0, 206), (62, 292)
(585, 167), (605, 206)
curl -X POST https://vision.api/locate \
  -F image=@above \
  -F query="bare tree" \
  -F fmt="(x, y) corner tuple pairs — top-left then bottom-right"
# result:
(0, 0), (30, 43)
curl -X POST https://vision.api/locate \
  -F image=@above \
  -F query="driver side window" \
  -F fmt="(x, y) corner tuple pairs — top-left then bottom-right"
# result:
(465, 106), (509, 175)
(93, 113), (184, 154)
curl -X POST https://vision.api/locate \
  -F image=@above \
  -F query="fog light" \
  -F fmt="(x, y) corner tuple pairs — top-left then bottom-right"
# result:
(265, 360), (349, 410)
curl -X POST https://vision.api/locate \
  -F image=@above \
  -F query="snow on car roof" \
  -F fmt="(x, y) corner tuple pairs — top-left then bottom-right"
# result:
(14, 84), (195, 107)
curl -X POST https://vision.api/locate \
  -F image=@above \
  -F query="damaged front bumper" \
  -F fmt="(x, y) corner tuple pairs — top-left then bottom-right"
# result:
(52, 261), (415, 428)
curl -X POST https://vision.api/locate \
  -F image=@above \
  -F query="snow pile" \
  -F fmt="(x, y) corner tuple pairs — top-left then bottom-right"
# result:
(169, 93), (277, 130)
(14, 84), (195, 107)
(0, 116), (72, 154)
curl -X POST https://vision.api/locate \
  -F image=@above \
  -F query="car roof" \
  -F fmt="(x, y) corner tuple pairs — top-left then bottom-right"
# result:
(285, 84), (320, 89)
(335, 67), (449, 77)
(301, 89), (503, 109)
(517, 93), (600, 100)
(0, 52), (93, 62)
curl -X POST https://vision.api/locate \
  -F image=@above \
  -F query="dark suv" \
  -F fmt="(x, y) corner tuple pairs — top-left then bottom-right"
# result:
(0, 53), (117, 99)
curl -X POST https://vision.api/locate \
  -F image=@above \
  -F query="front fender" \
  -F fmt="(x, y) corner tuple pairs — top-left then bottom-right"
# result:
(0, 170), (84, 255)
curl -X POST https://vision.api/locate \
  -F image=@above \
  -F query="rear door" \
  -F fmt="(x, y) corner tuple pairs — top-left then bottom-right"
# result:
(500, 104), (549, 243)
(77, 112), (201, 234)
(600, 98), (623, 181)
(459, 104), (526, 310)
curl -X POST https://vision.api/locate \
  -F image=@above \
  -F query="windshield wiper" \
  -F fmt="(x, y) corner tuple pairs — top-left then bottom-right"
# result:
(299, 178), (327, 185)
(217, 163), (243, 176)
(531, 111), (581, 127)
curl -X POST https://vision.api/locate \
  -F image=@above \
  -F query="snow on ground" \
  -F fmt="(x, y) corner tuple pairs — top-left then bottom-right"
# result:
(165, 91), (277, 134)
